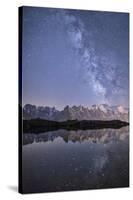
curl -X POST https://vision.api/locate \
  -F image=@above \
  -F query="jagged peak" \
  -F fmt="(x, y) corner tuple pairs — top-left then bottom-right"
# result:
(23, 103), (129, 122)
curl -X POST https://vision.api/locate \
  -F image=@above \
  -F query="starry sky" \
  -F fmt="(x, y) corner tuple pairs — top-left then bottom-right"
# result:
(22, 6), (129, 109)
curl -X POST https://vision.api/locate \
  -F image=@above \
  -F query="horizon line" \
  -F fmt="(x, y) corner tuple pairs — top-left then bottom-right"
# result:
(22, 103), (129, 110)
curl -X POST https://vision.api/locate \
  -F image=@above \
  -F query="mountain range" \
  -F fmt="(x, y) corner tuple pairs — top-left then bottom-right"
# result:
(23, 104), (129, 122)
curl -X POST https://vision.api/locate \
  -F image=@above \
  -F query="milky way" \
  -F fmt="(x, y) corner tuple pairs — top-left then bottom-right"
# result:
(55, 9), (129, 104)
(22, 7), (129, 108)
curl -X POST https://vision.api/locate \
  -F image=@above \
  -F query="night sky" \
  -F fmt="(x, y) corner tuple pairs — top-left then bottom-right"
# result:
(22, 6), (129, 109)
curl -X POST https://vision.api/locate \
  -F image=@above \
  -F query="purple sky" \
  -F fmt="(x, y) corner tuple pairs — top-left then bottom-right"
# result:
(22, 6), (129, 109)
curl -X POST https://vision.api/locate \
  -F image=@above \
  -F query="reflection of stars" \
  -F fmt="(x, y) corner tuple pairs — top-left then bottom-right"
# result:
(102, 173), (105, 177)
(74, 167), (79, 172)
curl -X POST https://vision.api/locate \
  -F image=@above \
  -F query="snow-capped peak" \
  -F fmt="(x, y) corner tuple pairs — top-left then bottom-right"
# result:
(116, 105), (126, 113)
(98, 104), (108, 113)
(23, 104), (129, 122)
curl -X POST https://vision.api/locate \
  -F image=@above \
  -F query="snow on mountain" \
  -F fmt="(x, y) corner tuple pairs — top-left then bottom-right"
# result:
(23, 104), (129, 122)
(116, 105), (127, 113)
(23, 104), (59, 120)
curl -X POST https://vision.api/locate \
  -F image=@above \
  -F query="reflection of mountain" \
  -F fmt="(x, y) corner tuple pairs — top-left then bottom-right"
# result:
(23, 104), (129, 122)
(23, 126), (129, 145)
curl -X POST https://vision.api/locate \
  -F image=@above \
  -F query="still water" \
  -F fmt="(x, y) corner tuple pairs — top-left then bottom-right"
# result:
(22, 126), (129, 193)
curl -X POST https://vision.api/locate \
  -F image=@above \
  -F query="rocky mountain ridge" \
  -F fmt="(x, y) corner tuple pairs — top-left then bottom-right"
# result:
(23, 104), (129, 122)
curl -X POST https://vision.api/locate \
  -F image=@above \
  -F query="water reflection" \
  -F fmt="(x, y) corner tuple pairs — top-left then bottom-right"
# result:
(22, 126), (129, 193)
(23, 126), (129, 145)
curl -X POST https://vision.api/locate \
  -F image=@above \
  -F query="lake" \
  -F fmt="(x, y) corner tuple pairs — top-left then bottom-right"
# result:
(22, 126), (129, 193)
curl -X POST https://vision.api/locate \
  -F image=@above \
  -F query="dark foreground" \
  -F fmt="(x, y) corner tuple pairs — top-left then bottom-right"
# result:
(23, 119), (129, 133)
(22, 126), (129, 194)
